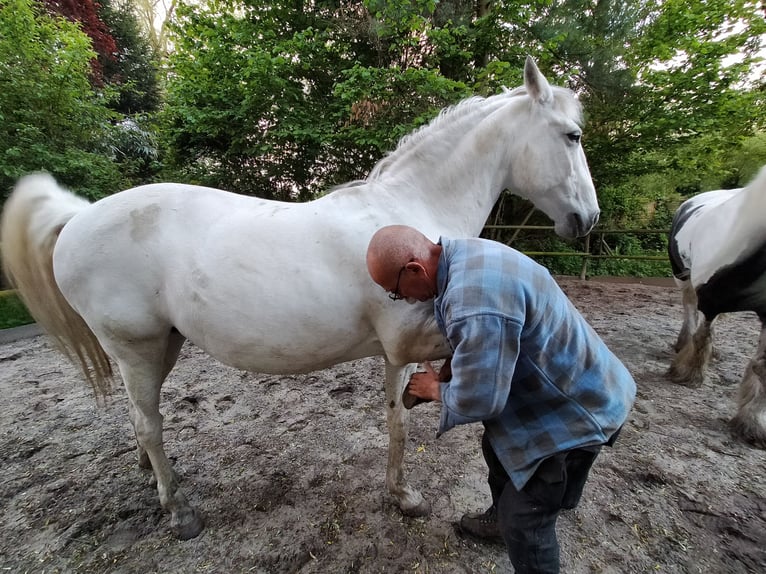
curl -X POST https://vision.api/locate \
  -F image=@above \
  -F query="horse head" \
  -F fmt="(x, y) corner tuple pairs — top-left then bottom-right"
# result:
(502, 57), (599, 239)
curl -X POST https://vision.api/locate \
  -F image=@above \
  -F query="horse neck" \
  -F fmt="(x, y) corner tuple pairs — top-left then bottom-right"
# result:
(371, 95), (516, 236)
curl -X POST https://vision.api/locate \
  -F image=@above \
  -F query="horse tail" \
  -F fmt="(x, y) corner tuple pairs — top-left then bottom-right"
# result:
(743, 164), (766, 211)
(1, 173), (113, 399)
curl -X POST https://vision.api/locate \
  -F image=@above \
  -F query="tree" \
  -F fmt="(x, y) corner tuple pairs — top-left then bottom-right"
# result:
(159, 0), (765, 249)
(161, 0), (471, 199)
(474, 0), (765, 237)
(98, 0), (162, 115)
(43, 0), (118, 85)
(45, 0), (161, 115)
(133, 0), (177, 56)
(0, 0), (123, 200)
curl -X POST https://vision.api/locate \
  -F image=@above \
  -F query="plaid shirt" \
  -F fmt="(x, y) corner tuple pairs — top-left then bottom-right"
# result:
(434, 237), (635, 489)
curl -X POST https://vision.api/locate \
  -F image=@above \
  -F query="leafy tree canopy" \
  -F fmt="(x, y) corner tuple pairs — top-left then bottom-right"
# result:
(160, 0), (765, 211)
(0, 0), (124, 200)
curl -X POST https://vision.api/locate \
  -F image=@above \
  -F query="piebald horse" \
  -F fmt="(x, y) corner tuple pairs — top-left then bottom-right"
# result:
(668, 165), (766, 447)
(1, 57), (598, 539)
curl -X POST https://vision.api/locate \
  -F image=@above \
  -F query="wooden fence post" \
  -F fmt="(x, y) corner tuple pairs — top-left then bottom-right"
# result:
(579, 233), (591, 280)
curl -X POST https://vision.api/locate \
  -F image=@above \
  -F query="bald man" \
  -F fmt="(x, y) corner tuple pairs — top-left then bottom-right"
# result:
(367, 225), (635, 574)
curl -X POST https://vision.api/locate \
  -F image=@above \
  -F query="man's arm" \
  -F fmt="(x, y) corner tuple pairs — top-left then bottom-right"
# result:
(438, 314), (522, 433)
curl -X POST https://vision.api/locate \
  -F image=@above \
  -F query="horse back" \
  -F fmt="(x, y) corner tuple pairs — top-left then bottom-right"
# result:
(670, 170), (766, 318)
(49, 183), (444, 372)
(668, 188), (742, 283)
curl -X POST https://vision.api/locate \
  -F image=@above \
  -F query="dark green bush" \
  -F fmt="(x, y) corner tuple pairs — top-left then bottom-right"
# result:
(0, 290), (34, 329)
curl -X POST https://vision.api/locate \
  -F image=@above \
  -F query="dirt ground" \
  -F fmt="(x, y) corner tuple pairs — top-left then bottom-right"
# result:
(1, 277), (764, 574)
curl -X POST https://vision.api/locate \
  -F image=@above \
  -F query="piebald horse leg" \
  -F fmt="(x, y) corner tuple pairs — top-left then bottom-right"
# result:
(674, 280), (699, 352)
(127, 330), (186, 471)
(107, 333), (203, 540)
(383, 360), (430, 516)
(730, 317), (766, 448)
(669, 316), (715, 387)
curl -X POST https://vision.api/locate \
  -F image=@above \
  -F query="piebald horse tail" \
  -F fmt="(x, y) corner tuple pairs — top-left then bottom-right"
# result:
(742, 165), (766, 213)
(1, 173), (113, 398)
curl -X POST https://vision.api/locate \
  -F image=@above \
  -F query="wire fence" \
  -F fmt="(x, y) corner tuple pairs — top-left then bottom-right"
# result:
(483, 225), (671, 279)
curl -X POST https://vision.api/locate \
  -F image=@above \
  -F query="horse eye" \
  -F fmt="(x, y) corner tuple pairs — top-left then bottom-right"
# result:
(566, 132), (581, 144)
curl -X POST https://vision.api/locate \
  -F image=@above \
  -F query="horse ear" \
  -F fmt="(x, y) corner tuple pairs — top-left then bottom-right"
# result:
(524, 56), (554, 106)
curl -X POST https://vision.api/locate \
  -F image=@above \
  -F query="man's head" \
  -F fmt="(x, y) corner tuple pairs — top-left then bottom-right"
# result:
(366, 225), (441, 303)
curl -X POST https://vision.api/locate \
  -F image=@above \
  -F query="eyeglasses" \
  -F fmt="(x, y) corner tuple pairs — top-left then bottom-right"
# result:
(388, 266), (406, 301)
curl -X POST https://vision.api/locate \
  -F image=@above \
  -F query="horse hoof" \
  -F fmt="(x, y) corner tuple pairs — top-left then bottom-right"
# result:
(729, 417), (766, 450)
(171, 508), (205, 540)
(401, 499), (431, 517)
(666, 367), (703, 388)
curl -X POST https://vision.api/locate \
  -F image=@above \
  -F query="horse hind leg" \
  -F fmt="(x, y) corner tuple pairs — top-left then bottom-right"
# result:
(128, 329), (186, 471)
(668, 316), (715, 387)
(383, 360), (430, 516)
(107, 331), (203, 539)
(730, 318), (766, 448)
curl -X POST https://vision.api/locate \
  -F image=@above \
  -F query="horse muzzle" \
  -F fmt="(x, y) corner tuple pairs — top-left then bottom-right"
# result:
(557, 211), (599, 239)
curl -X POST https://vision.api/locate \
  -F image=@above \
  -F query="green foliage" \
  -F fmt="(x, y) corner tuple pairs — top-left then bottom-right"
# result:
(504, 231), (672, 278)
(723, 133), (766, 186)
(473, 0), (766, 258)
(161, 1), (345, 198)
(2, 0), (763, 277)
(159, 1), (764, 205)
(595, 0), (766, 191)
(0, 290), (34, 329)
(0, 0), (124, 200)
(331, 65), (469, 177)
(98, 0), (162, 115)
(160, 0), (470, 198)
(151, 0), (765, 275)
(107, 115), (161, 184)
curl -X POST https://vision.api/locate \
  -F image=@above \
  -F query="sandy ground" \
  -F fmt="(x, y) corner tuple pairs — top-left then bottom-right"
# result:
(0, 277), (764, 573)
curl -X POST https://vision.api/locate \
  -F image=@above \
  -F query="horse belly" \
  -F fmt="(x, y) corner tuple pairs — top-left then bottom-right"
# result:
(186, 314), (384, 374)
(695, 243), (766, 319)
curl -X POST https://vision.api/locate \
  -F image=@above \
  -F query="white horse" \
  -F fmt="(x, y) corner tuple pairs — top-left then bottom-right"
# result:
(668, 165), (766, 447)
(1, 57), (598, 539)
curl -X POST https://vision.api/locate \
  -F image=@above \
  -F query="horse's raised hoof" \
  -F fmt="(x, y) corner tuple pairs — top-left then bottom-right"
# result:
(171, 508), (205, 540)
(729, 416), (766, 450)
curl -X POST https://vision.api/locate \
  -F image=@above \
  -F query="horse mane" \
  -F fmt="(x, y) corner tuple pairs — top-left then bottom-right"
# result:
(366, 95), (490, 181)
(366, 85), (583, 182)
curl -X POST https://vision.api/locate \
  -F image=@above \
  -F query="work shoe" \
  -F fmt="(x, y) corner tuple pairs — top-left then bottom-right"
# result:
(459, 506), (504, 544)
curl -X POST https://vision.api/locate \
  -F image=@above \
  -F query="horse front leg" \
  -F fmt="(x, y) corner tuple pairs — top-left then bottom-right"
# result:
(668, 316), (715, 387)
(674, 280), (699, 352)
(730, 317), (766, 448)
(383, 360), (431, 516)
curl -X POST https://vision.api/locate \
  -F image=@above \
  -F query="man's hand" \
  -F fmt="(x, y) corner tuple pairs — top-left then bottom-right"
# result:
(407, 361), (441, 401)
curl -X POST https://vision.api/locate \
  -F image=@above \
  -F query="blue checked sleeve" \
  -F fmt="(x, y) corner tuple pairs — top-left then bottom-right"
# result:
(437, 313), (523, 436)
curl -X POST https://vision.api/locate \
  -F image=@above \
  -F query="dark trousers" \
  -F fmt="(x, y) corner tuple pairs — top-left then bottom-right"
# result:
(482, 432), (601, 574)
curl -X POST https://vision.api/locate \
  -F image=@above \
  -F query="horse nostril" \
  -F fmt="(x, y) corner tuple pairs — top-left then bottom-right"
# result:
(569, 212), (598, 238)
(571, 212), (583, 234)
